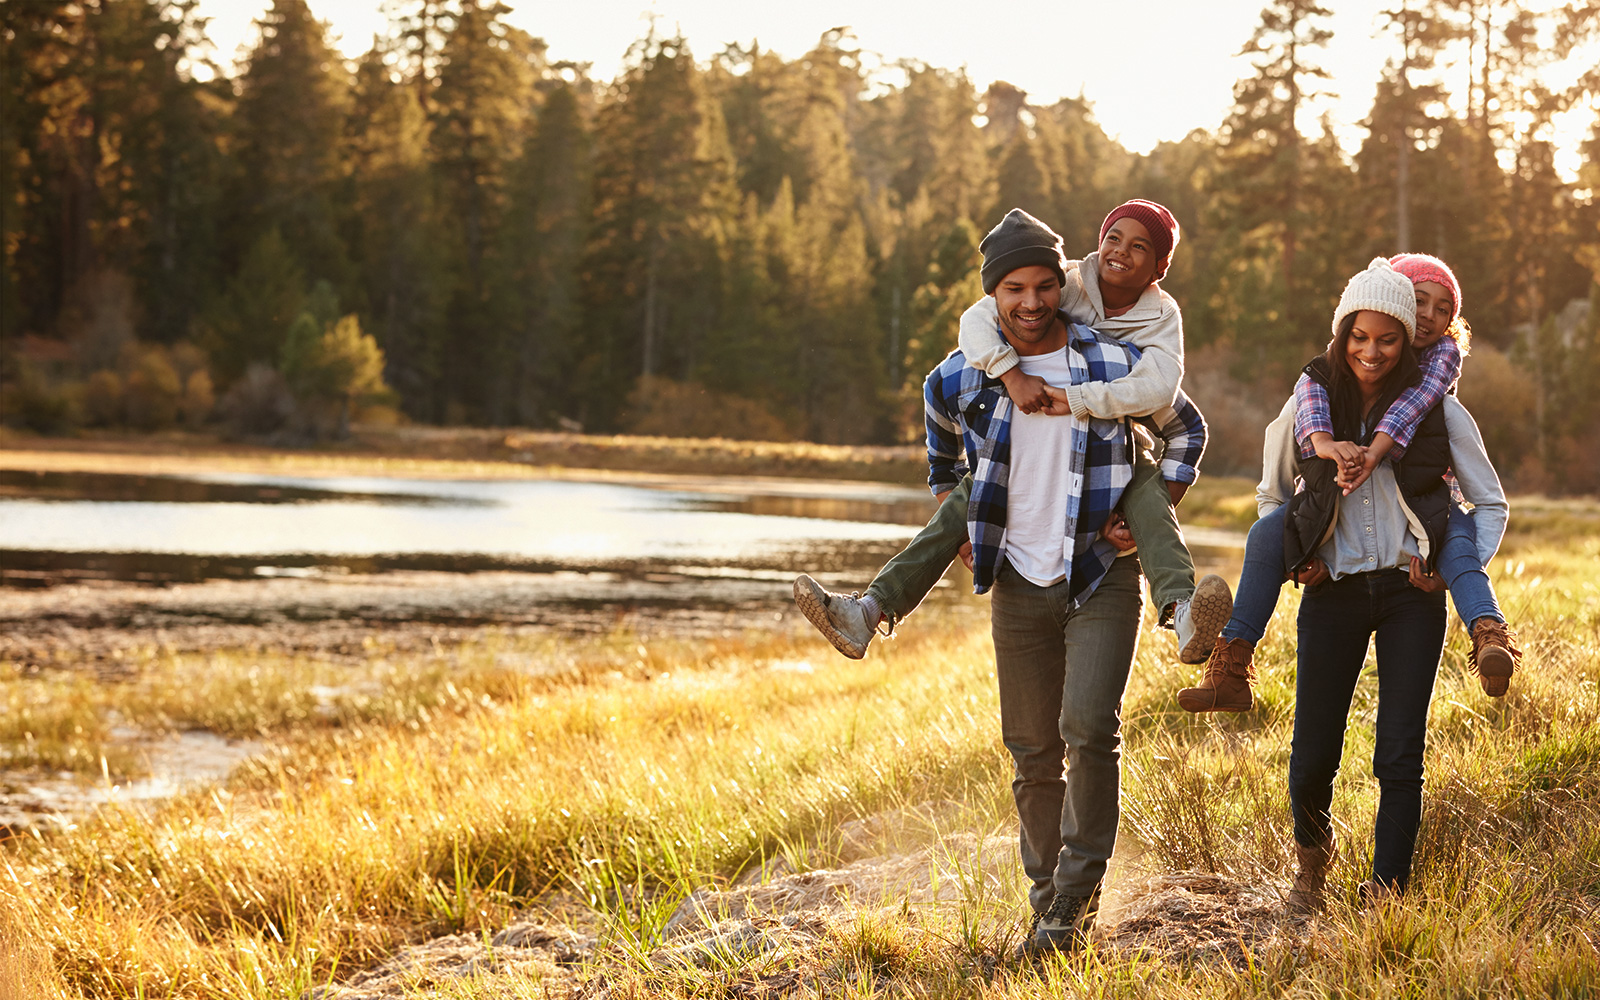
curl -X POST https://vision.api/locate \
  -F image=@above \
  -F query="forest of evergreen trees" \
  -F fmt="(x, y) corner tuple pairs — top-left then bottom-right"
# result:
(3, 0), (1598, 489)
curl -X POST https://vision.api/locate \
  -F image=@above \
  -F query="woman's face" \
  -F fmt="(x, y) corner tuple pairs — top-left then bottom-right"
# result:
(1411, 280), (1453, 350)
(1344, 310), (1407, 391)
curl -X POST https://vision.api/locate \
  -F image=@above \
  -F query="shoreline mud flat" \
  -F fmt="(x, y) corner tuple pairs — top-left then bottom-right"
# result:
(0, 554), (954, 667)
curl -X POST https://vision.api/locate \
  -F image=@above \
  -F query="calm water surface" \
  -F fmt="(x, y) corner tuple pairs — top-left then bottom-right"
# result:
(0, 469), (933, 582)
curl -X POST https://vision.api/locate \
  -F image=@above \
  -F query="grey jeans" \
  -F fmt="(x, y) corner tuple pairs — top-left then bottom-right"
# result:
(990, 554), (1143, 913)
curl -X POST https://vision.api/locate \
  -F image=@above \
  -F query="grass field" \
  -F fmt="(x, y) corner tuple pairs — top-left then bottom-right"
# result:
(1, 468), (1597, 998)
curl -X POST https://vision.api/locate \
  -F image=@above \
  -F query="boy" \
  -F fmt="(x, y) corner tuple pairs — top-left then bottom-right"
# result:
(796, 202), (1230, 664)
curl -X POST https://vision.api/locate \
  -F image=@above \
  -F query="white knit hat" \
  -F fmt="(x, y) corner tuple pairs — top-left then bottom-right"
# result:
(1332, 257), (1417, 343)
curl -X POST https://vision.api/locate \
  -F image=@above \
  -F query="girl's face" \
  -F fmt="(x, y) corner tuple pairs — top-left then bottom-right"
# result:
(1344, 309), (1407, 391)
(1412, 280), (1453, 349)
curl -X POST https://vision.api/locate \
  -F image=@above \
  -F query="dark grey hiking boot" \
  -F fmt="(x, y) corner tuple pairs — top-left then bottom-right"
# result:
(1015, 883), (1101, 960)
(792, 574), (878, 659)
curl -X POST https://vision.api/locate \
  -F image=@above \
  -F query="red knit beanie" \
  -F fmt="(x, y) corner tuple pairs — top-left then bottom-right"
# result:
(1388, 253), (1461, 324)
(1099, 200), (1180, 279)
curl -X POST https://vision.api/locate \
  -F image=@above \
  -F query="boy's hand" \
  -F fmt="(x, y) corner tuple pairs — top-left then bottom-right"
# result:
(1100, 512), (1136, 551)
(1038, 384), (1075, 416)
(1166, 480), (1188, 506)
(958, 541), (974, 571)
(999, 369), (1052, 414)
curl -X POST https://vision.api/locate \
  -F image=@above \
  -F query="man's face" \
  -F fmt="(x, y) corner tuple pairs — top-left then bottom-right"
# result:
(1098, 217), (1160, 292)
(994, 265), (1063, 348)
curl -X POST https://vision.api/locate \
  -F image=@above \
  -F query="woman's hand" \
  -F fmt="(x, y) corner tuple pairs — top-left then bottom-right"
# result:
(1101, 512), (1136, 551)
(958, 541), (974, 571)
(1292, 557), (1330, 587)
(1338, 449), (1380, 495)
(999, 369), (1053, 414)
(1408, 556), (1445, 593)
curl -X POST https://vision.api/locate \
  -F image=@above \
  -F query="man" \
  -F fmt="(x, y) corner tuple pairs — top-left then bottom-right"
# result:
(923, 209), (1206, 956)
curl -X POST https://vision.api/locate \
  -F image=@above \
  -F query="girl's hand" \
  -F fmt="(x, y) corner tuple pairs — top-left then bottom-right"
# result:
(1408, 556), (1446, 593)
(1339, 449), (1380, 495)
(958, 540), (974, 571)
(1314, 436), (1367, 488)
(1314, 436), (1365, 469)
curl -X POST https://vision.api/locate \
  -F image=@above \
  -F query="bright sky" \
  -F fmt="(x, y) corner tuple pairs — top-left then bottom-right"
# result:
(193, 0), (1595, 182)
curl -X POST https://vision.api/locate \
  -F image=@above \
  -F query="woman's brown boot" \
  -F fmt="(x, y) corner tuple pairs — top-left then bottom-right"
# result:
(1286, 834), (1337, 915)
(1469, 617), (1522, 697)
(1177, 636), (1256, 713)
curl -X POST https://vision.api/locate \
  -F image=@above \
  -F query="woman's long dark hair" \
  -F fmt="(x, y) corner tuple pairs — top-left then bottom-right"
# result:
(1322, 311), (1420, 441)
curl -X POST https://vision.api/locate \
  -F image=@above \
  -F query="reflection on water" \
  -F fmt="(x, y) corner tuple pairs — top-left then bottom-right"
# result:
(0, 469), (936, 585)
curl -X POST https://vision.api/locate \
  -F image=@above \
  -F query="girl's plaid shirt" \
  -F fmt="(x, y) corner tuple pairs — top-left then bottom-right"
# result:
(923, 323), (1206, 604)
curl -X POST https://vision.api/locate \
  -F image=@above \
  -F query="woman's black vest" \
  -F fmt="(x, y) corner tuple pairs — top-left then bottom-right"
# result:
(1282, 356), (1452, 577)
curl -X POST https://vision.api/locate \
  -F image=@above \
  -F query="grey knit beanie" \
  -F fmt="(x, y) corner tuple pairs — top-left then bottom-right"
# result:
(979, 208), (1067, 294)
(1332, 257), (1418, 343)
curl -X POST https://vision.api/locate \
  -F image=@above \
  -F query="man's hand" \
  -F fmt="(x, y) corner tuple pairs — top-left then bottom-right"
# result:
(958, 540), (974, 571)
(1166, 480), (1189, 507)
(1292, 556), (1330, 587)
(999, 368), (1052, 414)
(1408, 556), (1446, 593)
(1101, 512), (1136, 551)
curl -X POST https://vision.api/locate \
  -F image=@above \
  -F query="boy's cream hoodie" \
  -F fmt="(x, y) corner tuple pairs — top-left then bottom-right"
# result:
(957, 250), (1184, 419)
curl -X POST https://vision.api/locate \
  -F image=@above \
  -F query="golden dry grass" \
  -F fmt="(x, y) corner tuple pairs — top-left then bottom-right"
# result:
(0, 481), (1596, 997)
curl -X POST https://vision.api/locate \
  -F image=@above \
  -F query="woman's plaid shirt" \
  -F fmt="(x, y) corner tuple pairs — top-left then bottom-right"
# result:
(923, 323), (1206, 605)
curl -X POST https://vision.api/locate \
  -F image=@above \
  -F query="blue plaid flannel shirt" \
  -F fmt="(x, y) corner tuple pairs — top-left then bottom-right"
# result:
(924, 323), (1207, 604)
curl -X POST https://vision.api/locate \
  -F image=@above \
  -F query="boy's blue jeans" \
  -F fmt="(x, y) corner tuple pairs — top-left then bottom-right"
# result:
(1220, 504), (1500, 644)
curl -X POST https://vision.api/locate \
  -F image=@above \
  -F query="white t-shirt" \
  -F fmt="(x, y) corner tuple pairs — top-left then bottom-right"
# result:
(1002, 346), (1083, 587)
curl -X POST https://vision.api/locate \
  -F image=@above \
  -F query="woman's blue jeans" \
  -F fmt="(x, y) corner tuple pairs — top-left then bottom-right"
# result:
(1221, 504), (1499, 645)
(1289, 569), (1446, 890)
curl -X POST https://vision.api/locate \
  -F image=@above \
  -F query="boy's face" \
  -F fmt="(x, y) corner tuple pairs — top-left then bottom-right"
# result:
(1411, 280), (1452, 349)
(1098, 217), (1160, 293)
(993, 265), (1064, 351)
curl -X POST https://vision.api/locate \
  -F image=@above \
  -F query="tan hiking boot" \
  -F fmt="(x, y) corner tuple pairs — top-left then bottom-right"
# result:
(1177, 636), (1256, 713)
(1469, 617), (1522, 697)
(1286, 834), (1337, 915)
(1357, 878), (1397, 911)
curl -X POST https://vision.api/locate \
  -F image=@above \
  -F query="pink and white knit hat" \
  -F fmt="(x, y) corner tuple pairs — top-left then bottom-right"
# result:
(1389, 253), (1461, 325)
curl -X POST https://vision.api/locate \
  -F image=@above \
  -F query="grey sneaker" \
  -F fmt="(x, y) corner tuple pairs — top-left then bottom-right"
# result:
(1173, 573), (1234, 664)
(1016, 884), (1101, 960)
(793, 574), (878, 659)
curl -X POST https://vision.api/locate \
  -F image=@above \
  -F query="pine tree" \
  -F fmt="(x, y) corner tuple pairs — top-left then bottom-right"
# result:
(348, 46), (446, 420)
(584, 33), (737, 428)
(1214, 0), (1335, 375)
(232, 0), (353, 299)
(429, 0), (543, 421)
(495, 83), (591, 427)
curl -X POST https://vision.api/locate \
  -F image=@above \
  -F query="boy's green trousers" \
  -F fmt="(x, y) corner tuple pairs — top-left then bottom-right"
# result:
(864, 450), (1196, 627)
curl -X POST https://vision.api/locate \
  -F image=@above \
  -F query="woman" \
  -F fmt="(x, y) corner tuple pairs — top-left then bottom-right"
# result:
(1256, 258), (1508, 910)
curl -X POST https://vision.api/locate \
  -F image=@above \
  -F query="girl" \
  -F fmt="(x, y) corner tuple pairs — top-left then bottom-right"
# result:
(1178, 253), (1522, 713)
